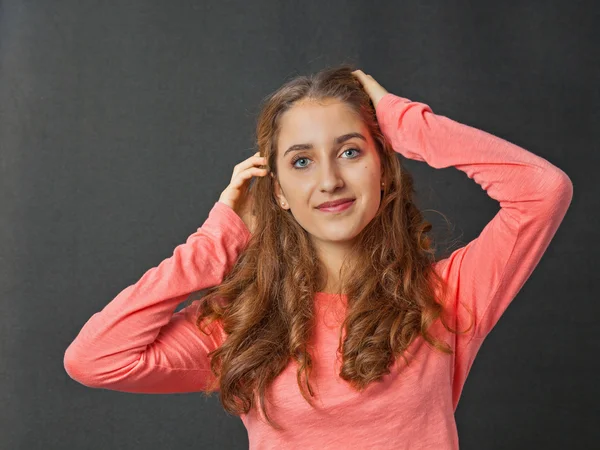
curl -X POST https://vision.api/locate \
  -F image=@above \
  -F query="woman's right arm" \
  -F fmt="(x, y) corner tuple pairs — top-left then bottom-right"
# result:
(63, 201), (251, 393)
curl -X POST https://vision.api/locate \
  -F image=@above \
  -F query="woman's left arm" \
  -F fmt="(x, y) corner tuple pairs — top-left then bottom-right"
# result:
(375, 92), (573, 409)
(355, 68), (573, 408)
(375, 92), (573, 342)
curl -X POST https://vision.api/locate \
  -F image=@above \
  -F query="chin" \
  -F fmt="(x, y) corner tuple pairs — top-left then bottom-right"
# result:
(320, 225), (363, 242)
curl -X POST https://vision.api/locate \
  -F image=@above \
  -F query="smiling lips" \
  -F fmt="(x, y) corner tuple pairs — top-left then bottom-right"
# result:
(317, 198), (355, 212)
(317, 197), (355, 209)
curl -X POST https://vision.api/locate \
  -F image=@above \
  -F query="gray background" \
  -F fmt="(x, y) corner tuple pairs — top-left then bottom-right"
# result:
(1, 0), (597, 449)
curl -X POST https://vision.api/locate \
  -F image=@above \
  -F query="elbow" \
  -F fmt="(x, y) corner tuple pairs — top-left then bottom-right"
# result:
(540, 169), (573, 216)
(63, 344), (100, 388)
(64, 345), (86, 385)
(553, 170), (574, 207)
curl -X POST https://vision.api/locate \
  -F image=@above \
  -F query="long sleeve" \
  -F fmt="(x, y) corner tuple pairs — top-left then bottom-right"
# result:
(375, 93), (573, 408)
(63, 200), (252, 393)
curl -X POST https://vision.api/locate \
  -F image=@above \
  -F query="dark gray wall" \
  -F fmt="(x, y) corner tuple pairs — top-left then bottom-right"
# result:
(1, 1), (597, 449)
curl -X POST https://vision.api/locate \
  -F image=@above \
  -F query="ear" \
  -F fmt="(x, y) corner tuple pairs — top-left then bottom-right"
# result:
(271, 173), (289, 209)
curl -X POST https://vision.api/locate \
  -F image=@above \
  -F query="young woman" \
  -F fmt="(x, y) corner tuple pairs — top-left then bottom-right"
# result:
(64, 65), (573, 449)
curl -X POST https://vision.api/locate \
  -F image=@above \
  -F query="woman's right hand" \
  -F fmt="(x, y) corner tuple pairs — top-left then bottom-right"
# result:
(218, 152), (269, 234)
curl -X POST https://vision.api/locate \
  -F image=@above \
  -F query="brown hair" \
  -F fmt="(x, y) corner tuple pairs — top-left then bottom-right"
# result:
(183, 63), (473, 430)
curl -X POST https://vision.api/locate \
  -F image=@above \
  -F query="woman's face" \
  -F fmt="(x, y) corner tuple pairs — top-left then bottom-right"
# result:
(273, 98), (383, 247)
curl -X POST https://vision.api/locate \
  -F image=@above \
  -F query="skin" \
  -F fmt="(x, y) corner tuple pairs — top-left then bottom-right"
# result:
(350, 69), (389, 110)
(272, 97), (384, 293)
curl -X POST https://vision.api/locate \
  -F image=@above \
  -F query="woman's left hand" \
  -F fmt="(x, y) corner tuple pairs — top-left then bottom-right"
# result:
(351, 70), (389, 109)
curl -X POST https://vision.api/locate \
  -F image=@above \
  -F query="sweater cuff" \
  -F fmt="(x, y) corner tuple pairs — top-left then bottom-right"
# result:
(375, 92), (412, 131)
(209, 201), (252, 248)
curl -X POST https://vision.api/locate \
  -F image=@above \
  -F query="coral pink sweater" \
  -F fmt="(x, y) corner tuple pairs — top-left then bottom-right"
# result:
(64, 93), (573, 449)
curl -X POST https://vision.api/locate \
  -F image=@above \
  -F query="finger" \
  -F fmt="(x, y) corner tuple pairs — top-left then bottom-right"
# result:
(351, 70), (363, 81)
(233, 153), (266, 174)
(232, 153), (268, 179)
(352, 69), (369, 80)
(352, 72), (373, 90)
(229, 166), (268, 190)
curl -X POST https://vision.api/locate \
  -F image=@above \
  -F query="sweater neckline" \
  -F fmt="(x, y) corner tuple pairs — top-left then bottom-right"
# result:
(315, 291), (347, 297)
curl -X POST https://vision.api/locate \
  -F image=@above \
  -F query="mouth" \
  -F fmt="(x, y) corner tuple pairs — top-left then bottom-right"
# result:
(316, 199), (355, 213)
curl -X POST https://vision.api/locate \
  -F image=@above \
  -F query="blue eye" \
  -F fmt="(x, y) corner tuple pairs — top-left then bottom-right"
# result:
(291, 148), (362, 170)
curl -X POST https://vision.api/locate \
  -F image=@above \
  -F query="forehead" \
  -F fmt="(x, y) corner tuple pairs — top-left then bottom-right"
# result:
(276, 99), (365, 152)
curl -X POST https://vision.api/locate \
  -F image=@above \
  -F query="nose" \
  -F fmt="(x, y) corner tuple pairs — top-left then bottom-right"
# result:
(318, 159), (344, 193)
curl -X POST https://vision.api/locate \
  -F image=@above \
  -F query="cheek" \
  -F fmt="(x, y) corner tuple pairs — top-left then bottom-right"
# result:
(281, 178), (312, 204)
(357, 165), (381, 191)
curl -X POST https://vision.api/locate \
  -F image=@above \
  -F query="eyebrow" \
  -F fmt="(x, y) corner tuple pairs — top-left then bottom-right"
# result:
(283, 132), (367, 159)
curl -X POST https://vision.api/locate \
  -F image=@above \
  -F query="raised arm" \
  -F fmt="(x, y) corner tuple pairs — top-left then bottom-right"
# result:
(63, 201), (251, 393)
(375, 93), (573, 407)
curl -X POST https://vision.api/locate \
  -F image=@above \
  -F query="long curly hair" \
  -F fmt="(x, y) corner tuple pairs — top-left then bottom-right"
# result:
(183, 63), (473, 430)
